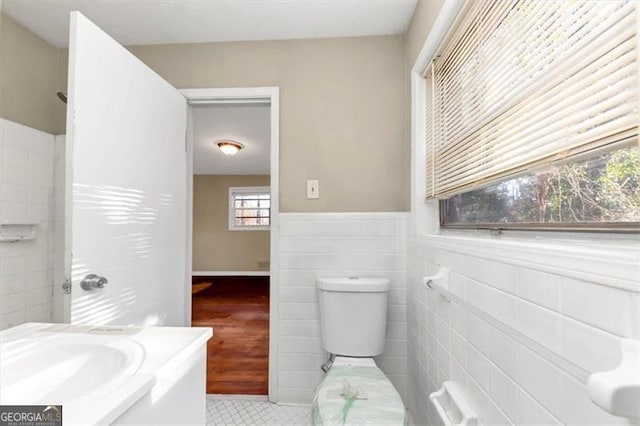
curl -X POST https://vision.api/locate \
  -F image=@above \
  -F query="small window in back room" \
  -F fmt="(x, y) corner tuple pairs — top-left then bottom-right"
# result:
(228, 186), (270, 230)
(424, 0), (639, 231)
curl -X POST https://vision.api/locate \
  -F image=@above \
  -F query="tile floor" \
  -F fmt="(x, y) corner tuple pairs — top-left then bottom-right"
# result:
(206, 396), (311, 426)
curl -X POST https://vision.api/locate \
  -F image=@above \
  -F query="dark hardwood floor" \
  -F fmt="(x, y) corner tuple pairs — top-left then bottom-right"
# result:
(192, 276), (269, 395)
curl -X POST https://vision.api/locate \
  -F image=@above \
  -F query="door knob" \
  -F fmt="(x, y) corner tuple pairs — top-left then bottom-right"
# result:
(80, 274), (108, 291)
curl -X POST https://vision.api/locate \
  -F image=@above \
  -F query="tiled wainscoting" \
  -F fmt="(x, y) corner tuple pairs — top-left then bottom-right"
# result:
(407, 233), (639, 425)
(0, 118), (63, 329)
(278, 212), (409, 404)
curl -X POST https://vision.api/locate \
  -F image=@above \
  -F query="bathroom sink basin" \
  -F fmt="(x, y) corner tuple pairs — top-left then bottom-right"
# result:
(0, 323), (212, 425)
(0, 340), (144, 404)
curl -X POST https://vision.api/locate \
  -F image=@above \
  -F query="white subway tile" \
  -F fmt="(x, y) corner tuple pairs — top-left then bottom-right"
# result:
(389, 288), (407, 305)
(466, 279), (490, 313)
(280, 303), (312, 320)
(466, 312), (490, 355)
(279, 337), (310, 354)
(450, 329), (468, 369)
(517, 389), (562, 425)
(280, 286), (316, 303)
(387, 322), (408, 339)
(486, 260), (518, 295)
(489, 327), (518, 381)
(559, 374), (629, 425)
(516, 299), (561, 352)
(466, 256), (489, 284)
(451, 358), (468, 389)
(436, 316), (451, 349)
(378, 236), (397, 253)
(518, 268), (560, 311)
(517, 347), (562, 418)
(279, 320), (310, 337)
(489, 364), (519, 421)
(388, 304), (407, 322)
(378, 356), (408, 375)
(561, 277), (634, 337)
(279, 371), (311, 388)
(277, 387), (314, 404)
(407, 234), (640, 426)
(279, 236), (297, 252)
(449, 272), (467, 299)
(277, 212), (408, 405)
(560, 317), (621, 373)
(449, 302), (468, 335)
(2, 137), (29, 168)
(279, 270), (322, 286)
(467, 344), (490, 392)
(377, 220), (396, 236)
(467, 378), (512, 425)
(383, 338), (407, 357)
(489, 287), (518, 327)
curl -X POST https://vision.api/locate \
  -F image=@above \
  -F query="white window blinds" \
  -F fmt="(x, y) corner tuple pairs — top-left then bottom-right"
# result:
(425, 0), (639, 199)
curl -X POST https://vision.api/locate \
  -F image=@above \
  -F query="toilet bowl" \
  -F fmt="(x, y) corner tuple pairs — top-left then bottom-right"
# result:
(312, 277), (406, 425)
(312, 356), (406, 425)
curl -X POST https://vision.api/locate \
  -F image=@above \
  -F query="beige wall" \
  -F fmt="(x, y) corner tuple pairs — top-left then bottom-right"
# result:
(6, 5), (449, 212)
(0, 13), (62, 134)
(193, 175), (270, 271)
(403, 1), (444, 204)
(57, 35), (408, 212)
(405, 0), (444, 70)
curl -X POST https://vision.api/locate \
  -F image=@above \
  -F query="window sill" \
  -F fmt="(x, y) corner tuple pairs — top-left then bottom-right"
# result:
(228, 226), (270, 232)
(413, 230), (639, 292)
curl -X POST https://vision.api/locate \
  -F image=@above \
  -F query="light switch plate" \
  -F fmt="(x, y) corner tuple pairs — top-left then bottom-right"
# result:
(306, 179), (320, 199)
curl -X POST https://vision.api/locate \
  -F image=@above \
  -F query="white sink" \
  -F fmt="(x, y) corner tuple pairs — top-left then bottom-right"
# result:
(0, 323), (212, 425)
(1, 340), (144, 404)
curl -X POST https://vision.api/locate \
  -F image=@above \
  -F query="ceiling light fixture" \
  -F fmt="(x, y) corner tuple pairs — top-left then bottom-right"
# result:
(216, 140), (244, 156)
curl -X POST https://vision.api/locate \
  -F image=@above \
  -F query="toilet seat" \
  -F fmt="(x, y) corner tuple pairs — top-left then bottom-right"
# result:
(312, 357), (406, 426)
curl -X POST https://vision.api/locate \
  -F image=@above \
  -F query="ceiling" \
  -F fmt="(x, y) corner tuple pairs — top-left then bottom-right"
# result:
(2, 0), (418, 48)
(193, 103), (270, 176)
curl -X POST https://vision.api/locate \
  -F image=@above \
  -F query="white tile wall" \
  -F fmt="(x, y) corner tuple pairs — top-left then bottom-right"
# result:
(0, 119), (63, 329)
(278, 212), (408, 405)
(407, 234), (640, 425)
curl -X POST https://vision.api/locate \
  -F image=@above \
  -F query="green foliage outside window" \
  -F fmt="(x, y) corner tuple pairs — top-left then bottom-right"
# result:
(443, 146), (639, 228)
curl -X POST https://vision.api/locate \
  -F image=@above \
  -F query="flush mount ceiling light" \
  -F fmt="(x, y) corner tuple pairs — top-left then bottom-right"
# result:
(216, 140), (244, 156)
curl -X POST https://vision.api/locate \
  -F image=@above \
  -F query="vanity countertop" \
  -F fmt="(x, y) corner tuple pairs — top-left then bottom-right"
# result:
(0, 322), (212, 425)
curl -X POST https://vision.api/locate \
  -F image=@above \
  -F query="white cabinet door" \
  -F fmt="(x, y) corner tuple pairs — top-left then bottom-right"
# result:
(66, 12), (188, 326)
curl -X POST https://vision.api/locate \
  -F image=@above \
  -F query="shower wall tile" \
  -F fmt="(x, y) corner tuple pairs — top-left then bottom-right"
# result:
(0, 119), (58, 329)
(407, 233), (639, 426)
(278, 212), (408, 405)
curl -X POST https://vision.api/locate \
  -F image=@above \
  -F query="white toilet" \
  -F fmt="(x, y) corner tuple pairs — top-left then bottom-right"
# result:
(312, 277), (406, 425)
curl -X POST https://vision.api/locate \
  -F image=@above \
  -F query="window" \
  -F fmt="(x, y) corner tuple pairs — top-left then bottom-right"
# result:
(228, 187), (270, 231)
(425, 0), (639, 231)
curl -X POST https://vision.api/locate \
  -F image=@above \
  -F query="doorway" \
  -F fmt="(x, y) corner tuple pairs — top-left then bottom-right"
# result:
(181, 88), (280, 398)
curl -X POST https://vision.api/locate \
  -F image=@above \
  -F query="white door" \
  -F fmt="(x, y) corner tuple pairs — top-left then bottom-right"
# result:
(66, 12), (188, 326)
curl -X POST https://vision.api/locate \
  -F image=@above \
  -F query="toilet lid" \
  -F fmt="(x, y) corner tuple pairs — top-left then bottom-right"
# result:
(312, 365), (406, 426)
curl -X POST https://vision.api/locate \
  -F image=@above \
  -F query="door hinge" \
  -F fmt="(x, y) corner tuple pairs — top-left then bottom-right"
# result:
(62, 278), (72, 294)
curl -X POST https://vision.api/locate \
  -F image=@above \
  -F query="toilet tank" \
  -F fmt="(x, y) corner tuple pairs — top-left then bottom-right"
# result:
(317, 277), (390, 357)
